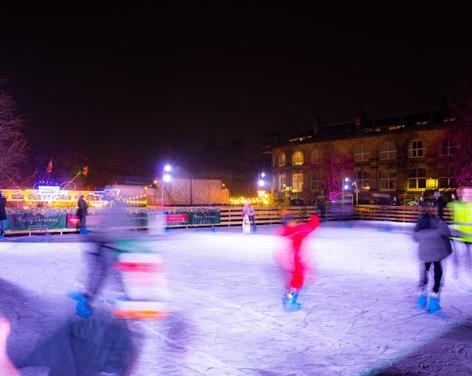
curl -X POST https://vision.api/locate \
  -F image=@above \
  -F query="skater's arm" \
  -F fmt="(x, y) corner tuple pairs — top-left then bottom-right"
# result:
(0, 317), (21, 376)
(436, 220), (452, 238)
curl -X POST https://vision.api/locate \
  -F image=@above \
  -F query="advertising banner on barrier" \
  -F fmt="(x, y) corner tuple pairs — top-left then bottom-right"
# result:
(67, 215), (80, 228)
(6, 212), (67, 231)
(166, 214), (189, 224)
(189, 209), (220, 225)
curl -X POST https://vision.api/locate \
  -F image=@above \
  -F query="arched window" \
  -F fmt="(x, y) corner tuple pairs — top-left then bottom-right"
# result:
(353, 144), (370, 162)
(311, 149), (322, 164)
(278, 152), (287, 167)
(408, 167), (426, 189)
(379, 142), (397, 160)
(292, 151), (304, 166)
(408, 140), (425, 158)
(278, 174), (286, 192)
(311, 171), (321, 192)
(356, 170), (370, 189)
(440, 138), (457, 156)
(292, 172), (304, 192)
(379, 169), (397, 190)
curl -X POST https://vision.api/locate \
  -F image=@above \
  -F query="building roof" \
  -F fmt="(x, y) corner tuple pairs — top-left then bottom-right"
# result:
(278, 111), (457, 147)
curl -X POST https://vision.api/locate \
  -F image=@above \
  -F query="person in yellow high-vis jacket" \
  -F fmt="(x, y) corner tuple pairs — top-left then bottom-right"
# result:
(449, 187), (472, 271)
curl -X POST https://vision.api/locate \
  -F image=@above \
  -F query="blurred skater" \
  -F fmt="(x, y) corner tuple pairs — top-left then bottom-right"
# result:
(1, 311), (135, 375)
(77, 194), (89, 235)
(71, 202), (168, 320)
(413, 205), (452, 314)
(449, 187), (472, 271)
(275, 210), (320, 312)
(0, 192), (7, 238)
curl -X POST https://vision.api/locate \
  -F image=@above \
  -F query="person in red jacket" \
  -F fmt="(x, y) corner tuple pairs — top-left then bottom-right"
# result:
(275, 210), (320, 311)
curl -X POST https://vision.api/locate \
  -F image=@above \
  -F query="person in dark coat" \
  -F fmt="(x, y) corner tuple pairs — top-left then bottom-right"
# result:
(0, 192), (7, 237)
(77, 195), (89, 234)
(315, 192), (327, 222)
(413, 206), (452, 313)
(433, 191), (447, 220)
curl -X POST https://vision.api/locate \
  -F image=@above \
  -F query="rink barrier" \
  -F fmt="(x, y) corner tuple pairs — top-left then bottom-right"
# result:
(2, 205), (451, 236)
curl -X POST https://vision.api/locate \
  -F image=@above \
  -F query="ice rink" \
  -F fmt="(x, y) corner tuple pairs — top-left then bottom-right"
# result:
(1, 222), (472, 375)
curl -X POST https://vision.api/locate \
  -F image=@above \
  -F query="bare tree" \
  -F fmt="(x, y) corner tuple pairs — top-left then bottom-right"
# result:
(317, 145), (353, 198)
(0, 84), (28, 187)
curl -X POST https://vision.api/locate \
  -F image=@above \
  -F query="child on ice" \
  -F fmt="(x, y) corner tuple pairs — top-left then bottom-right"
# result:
(275, 210), (320, 312)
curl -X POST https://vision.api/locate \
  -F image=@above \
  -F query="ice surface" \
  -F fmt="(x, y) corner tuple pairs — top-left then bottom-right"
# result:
(1, 222), (472, 375)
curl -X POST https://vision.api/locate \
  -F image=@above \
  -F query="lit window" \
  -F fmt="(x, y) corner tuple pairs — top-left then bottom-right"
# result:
(438, 166), (455, 188)
(440, 138), (457, 156)
(356, 170), (370, 188)
(408, 167), (427, 189)
(311, 171), (321, 191)
(379, 142), (397, 160)
(292, 172), (304, 192)
(379, 169), (397, 190)
(278, 174), (286, 192)
(408, 140), (424, 158)
(278, 152), (287, 167)
(292, 151), (304, 166)
(311, 149), (322, 164)
(353, 144), (370, 162)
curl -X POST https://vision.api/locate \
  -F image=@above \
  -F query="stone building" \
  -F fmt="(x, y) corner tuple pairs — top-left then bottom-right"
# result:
(271, 112), (460, 205)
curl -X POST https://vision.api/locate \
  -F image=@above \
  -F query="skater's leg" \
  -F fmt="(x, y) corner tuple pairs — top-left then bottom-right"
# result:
(417, 262), (430, 309)
(432, 261), (443, 294)
(427, 261), (443, 314)
(419, 262), (431, 290)
(284, 254), (304, 311)
(250, 215), (256, 232)
(85, 243), (109, 301)
(465, 242), (472, 270)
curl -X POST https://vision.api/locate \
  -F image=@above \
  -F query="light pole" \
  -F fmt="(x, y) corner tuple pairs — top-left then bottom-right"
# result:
(342, 177), (350, 206)
(161, 164), (172, 206)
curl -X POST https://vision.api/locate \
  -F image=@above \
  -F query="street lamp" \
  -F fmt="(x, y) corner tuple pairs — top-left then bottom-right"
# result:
(161, 164), (172, 206)
(258, 179), (265, 188)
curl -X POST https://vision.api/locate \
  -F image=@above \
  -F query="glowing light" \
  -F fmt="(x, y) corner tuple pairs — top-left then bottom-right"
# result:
(258, 179), (265, 187)
(153, 179), (158, 185)
(261, 172), (266, 178)
(344, 177), (350, 182)
(164, 164), (172, 173)
(344, 184), (349, 190)
(163, 174), (171, 183)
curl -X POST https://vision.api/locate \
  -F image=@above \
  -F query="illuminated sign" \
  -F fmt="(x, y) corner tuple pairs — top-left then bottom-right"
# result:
(37, 185), (61, 202)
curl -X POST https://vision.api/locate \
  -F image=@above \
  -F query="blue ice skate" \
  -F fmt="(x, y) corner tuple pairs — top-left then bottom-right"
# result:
(283, 292), (301, 312)
(427, 294), (441, 314)
(69, 292), (92, 318)
(417, 293), (427, 310)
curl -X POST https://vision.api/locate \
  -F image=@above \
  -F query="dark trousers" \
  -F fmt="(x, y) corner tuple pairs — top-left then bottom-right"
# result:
(249, 215), (256, 231)
(79, 214), (87, 229)
(85, 242), (122, 301)
(419, 261), (443, 294)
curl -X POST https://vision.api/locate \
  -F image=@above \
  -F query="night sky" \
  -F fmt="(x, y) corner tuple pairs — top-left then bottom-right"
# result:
(1, 2), (470, 175)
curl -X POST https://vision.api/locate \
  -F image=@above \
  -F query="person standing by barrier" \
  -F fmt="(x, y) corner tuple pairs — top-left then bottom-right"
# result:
(242, 201), (256, 232)
(0, 192), (7, 238)
(433, 191), (447, 220)
(77, 194), (89, 235)
(315, 192), (327, 222)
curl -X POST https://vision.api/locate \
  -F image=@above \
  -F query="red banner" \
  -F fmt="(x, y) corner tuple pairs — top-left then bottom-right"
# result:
(67, 215), (80, 227)
(165, 214), (188, 224)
